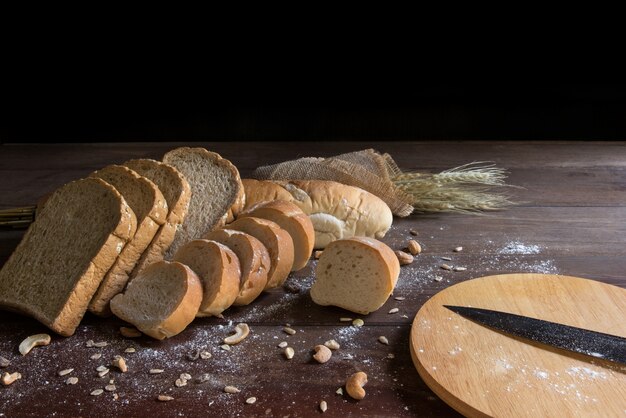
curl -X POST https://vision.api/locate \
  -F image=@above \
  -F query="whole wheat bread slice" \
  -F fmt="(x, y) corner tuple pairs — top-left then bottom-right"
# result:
(123, 159), (191, 280)
(0, 178), (137, 336)
(162, 147), (244, 259)
(88, 165), (168, 316)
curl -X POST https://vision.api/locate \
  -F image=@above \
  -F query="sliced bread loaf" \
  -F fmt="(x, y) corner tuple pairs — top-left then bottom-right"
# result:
(88, 165), (168, 316)
(310, 237), (400, 315)
(240, 201), (314, 271)
(110, 260), (202, 340)
(162, 147), (244, 258)
(203, 229), (270, 306)
(173, 239), (241, 317)
(0, 178), (137, 336)
(226, 217), (294, 289)
(123, 159), (191, 280)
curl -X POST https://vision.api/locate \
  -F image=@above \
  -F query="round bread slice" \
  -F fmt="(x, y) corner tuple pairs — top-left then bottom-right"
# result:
(226, 217), (294, 289)
(203, 229), (270, 306)
(240, 201), (314, 271)
(173, 239), (241, 317)
(310, 237), (400, 315)
(110, 261), (202, 340)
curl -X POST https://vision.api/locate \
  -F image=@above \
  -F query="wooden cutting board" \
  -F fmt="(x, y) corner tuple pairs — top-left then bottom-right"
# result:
(410, 274), (626, 417)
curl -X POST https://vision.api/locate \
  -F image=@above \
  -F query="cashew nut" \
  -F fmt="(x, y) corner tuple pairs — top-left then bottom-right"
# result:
(224, 323), (250, 345)
(1, 371), (21, 385)
(313, 345), (332, 364)
(19, 333), (51, 356)
(112, 355), (128, 373)
(346, 371), (368, 400)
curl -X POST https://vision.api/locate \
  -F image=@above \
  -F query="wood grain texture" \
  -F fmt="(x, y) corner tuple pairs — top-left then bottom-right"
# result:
(411, 274), (626, 417)
(0, 141), (625, 417)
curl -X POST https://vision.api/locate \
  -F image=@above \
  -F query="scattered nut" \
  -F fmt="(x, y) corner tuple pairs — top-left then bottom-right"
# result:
(90, 353), (102, 360)
(113, 393), (119, 400)
(105, 384), (116, 392)
(220, 344), (231, 351)
(0, 356), (10, 368)
(313, 345), (332, 364)
(186, 349), (200, 361)
(453, 266), (467, 272)
(320, 400), (328, 412)
(352, 319), (364, 327)
(91, 389), (104, 396)
(200, 351), (212, 360)
(440, 264), (452, 271)
(339, 317), (353, 322)
(150, 369), (164, 374)
(378, 336), (389, 345)
(124, 347), (136, 353)
(407, 240), (422, 255)
(19, 333), (51, 356)
(395, 250), (414, 266)
(120, 327), (142, 338)
(224, 385), (241, 394)
(324, 340), (340, 350)
(112, 356), (128, 373)
(96, 365), (108, 372)
(1, 372), (21, 385)
(93, 341), (108, 348)
(98, 368), (110, 378)
(58, 368), (74, 377)
(434, 276), (443, 282)
(158, 395), (174, 402)
(65, 376), (79, 385)
(283, 327), (296, 335)
(346, 371), (368, 400)
(388, 308), (399, 314)
(86, 340), (95, 348)
(336, 387), (343, 395)
(314, 250), (324, 259)
(245, 397), (257, 404)
(278, 341), (288, 348)
(284, 347), (295, 360)
(453, 246), (463, 252)
(175, 378), (187, 387)
(224, 323), (250, 345)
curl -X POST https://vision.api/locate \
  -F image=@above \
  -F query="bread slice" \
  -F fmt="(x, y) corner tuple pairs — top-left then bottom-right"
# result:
(110, 261), (202, 340)
(162, 147), (244, 258)
(0, 178), (137, 336)
(88, 165), (168, 316)
(310, 237), (400, 315)
(173, 239), (241, 317)
(123, 159), (191, 280)
(203, 229), (269, 306)
(240, 201), (314, 271)
(226, 217), (294, 289)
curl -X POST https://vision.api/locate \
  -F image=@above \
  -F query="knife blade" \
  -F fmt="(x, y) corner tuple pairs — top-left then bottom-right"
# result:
(443, 305), (626, 365)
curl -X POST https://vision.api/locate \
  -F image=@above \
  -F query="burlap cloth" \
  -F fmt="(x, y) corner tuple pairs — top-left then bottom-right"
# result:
(252, 149), (414, 217)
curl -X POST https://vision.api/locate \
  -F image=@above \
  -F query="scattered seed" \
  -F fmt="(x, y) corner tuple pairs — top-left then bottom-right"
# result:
(284, 347), (295, 360)
(158, 395), (174, 402)
(278, 341), (288, 348)
(150, 369), (164, 374)
(245, 397), (257, 404)
(93, 341), (108, 348)
(112, 356), (128, 373)
(401, 314), (409, 319)
(91, 389), (104, 396)
(58, 368), (74, 376)
(441, 256), (452, 261)
(395, 250), (414, 265)
(314, 250), (323, 259)
(453, 246), (463, 252)
(220, 344), (231, 351)
(120, 327), (142, 338)
(109, 379), (114, 384)
(394, 296), (406, 301)
(224, 385), (241, 394)
(98, 369), (110, 378)
(352, 319), (364, 327)
(90, 353), (102, 360)
(124, 347), (136, 353)
(66, 376), (79, 385)
(440, 264), (452, 271)
(388, 308), (399, 314)
(378, 336), (389, 345)
(197, 373), (212, 384)
(186, 349), (200, 361)
(175, 379), (187, 387)
(200, 351), (212, 360)
(180, 373), (192, 381)
(283, 327), (296, 335)
(105, 384), (116, 392)
(387, 353), (395, 359)
(86, 340), (95, 348)
(339, 317), (353, 322)
(336, 387), (343, 395)
(320, 400), (328, 412)
(324, 340), (340, 350)
(0, 356), (10, 368)
(434, 276), (443, 282)
(113, 393), (119, 400)
(453, 266), (467, 272)
(407, 240), (422, 255)
(1, 372), (21, 385)
(96, 365), (108, 372)
(409, 229), (418, 236)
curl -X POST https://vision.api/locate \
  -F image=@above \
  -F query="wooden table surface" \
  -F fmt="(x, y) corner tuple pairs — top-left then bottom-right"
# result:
(0, 141), (624, 417)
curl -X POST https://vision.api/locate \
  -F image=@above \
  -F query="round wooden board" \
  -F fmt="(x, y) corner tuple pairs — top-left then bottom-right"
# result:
(410, 274), (626, 417)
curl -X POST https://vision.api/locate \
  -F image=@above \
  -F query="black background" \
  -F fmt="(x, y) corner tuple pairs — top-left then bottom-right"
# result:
(3, 85), (626, 143)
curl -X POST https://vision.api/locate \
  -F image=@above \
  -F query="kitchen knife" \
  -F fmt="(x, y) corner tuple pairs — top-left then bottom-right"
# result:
(444, 305), (626, 365)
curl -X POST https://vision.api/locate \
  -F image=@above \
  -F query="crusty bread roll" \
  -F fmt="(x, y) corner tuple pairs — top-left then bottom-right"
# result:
(242, 179), (393, 249)
(227, 217), (294, 289)
(110, 261), (203, 340)
(310, 237), (400, 314)
(173, 239), (241, 317)
(240, 201), (314, 271)
(203, 229), (270, 306)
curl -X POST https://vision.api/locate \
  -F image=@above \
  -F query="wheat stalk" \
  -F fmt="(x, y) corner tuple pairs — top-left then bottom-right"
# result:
(0, 206), (36, 228)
